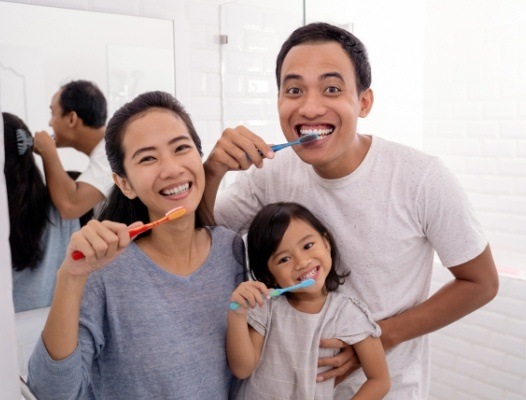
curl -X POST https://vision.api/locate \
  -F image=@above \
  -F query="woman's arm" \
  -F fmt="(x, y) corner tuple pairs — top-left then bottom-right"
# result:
(350, 336), (390, 400)
(41, 219), (132, 360)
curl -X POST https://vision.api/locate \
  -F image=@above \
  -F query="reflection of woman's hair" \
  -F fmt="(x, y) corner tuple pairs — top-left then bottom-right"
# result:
(3, 112), (51, 271)
(247, 202), (348, 292)
(99, 91), (206, 230)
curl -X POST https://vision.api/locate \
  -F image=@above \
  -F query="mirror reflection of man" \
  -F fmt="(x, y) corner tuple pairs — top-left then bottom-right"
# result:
(33, 80), (113, 219)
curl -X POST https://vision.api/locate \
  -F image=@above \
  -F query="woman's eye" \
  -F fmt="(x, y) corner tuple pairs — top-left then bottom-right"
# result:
(175, 144), (192, 153)
(304, 242), (314, 250)
(138, 155), (155, 163)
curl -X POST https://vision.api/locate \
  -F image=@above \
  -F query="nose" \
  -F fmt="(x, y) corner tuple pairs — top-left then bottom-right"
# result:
(294, 255), (312, 271)
(298, 92), (326, 119)
(158, 154), (183, 180)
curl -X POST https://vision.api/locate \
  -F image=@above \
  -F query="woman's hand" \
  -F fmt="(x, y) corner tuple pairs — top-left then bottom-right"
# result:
(61, 220), (136, 277)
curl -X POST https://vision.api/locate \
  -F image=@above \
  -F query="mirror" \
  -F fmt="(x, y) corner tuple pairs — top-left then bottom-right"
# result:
(0, 2), (176, 381)
(0, 1), (175, 172)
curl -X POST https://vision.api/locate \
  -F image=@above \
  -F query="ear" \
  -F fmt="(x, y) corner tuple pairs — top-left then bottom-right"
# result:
(358, 88), (374, 118)
(113, 172), (137, 199)
(67, 111), (79, 128)
(322, 233), (331, 253)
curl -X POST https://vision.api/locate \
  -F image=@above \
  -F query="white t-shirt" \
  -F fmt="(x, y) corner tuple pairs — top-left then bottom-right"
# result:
(77, 139), (113, 215)
(216, 135), (487, 399)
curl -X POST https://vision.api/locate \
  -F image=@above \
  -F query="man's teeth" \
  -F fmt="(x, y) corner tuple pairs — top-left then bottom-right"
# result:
(300, 128), (333, 137)
(162, 183), (189, 196)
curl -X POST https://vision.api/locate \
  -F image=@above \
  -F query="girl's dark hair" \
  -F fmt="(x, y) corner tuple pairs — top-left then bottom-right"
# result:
(3, 112), (51, 271)
(276, 22), (371, 94)
(246, 202), (348, 292)
(99, 91), (206, 230)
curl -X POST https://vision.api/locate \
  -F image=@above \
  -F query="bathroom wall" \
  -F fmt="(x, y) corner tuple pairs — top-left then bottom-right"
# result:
(1, 0), (524, 398)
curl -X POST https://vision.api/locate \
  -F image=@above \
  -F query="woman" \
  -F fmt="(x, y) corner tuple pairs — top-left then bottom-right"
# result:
(27, 92), (245, 399)
(3, 112), (80, 312)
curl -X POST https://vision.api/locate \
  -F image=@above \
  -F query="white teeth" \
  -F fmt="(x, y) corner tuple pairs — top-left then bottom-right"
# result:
(299, 267), (318, 281)
(299, 128), (333, 137)
(162, 183), (189, 196)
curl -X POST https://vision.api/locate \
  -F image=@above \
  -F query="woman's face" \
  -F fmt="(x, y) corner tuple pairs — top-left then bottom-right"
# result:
(114, 108), (204, 222)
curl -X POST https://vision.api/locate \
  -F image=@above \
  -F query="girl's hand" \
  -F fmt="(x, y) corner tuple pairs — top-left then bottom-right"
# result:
(61, 220), (136, 276)
(229, 281), (271, 315)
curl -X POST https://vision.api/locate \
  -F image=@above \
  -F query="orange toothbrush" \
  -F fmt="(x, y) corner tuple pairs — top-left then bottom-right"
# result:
(71, 206), (187, 260)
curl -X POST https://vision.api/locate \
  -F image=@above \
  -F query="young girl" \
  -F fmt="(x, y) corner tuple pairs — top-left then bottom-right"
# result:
(227, 202), (390, 399)
(27, 91), (245, 399)
(3, 112), (80, 312)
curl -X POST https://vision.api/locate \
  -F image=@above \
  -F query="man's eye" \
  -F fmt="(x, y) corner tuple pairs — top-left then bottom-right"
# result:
(325, 86), (341, 94)
(285, 87), (301, 95)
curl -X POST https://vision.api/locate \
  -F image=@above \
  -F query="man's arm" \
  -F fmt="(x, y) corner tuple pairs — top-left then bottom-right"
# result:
(34, 131), (104, 219)
(317, 245), (499, 382)
(379, 245), (498, 350)
(200, 126), (273, 225)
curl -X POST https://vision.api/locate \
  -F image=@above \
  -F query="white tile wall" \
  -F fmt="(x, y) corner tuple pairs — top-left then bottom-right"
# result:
(4, 0), (526, 399)
(429, 267), (526, 400)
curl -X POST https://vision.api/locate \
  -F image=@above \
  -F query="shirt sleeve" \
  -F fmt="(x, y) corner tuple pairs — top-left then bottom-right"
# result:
(417, 158), (487, 267)
(336, 297), (382, 346)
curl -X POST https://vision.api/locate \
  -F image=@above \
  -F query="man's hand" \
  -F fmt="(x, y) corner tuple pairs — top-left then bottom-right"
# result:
(317, 338), (360, 385)
(33, 130), (56, 156)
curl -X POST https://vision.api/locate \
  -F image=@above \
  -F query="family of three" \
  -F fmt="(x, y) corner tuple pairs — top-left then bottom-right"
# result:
(27, 22), (498, 400)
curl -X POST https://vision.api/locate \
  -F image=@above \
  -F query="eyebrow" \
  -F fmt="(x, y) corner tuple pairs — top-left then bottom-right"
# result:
(130, 134), (190, 160)
(281, 71), (345, 86)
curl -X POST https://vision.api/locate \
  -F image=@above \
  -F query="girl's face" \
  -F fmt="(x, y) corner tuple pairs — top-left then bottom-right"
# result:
(267, 218), (332, 300)
(114, 109), (204, 222)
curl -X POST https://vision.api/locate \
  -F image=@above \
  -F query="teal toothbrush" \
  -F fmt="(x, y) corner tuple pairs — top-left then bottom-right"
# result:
(270, 133), (318, 152)
(229, 278), (316, 310)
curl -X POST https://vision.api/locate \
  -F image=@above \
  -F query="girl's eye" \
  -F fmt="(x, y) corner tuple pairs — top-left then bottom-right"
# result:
(304, 242), (314, 250)
(277, 256), (291, 264)
(325, 86), (341, 94)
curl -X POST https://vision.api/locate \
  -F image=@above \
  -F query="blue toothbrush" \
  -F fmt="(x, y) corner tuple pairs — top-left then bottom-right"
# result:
(229, 278), (316, 310)
(270, 133), (318, 152)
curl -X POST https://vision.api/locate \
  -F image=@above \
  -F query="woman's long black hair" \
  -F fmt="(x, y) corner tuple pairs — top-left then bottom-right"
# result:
(3, 112), (51, 271)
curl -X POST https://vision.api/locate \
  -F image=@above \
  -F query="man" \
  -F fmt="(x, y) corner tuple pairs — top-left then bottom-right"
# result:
(202, 23), (499, 399)
(34, 80), (113, 219)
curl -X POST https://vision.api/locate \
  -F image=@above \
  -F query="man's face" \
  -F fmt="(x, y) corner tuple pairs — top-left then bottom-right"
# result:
(48, 90), (70, 147)
(277, 41), (372, 178)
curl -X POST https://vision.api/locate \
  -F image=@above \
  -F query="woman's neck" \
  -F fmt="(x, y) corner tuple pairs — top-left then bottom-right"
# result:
(135, 221), (211, 276)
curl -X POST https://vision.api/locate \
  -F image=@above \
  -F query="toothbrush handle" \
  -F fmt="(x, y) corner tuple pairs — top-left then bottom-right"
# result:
(271, 142), (294, 152)
(229, 290), (281, 310)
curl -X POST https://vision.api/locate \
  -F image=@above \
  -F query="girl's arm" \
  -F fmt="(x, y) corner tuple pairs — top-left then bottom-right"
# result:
(226, 280), (270, 379)
(227, 312), (264, 379)
(350, 336), (390, 400)
(41, 220), (132, 360)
